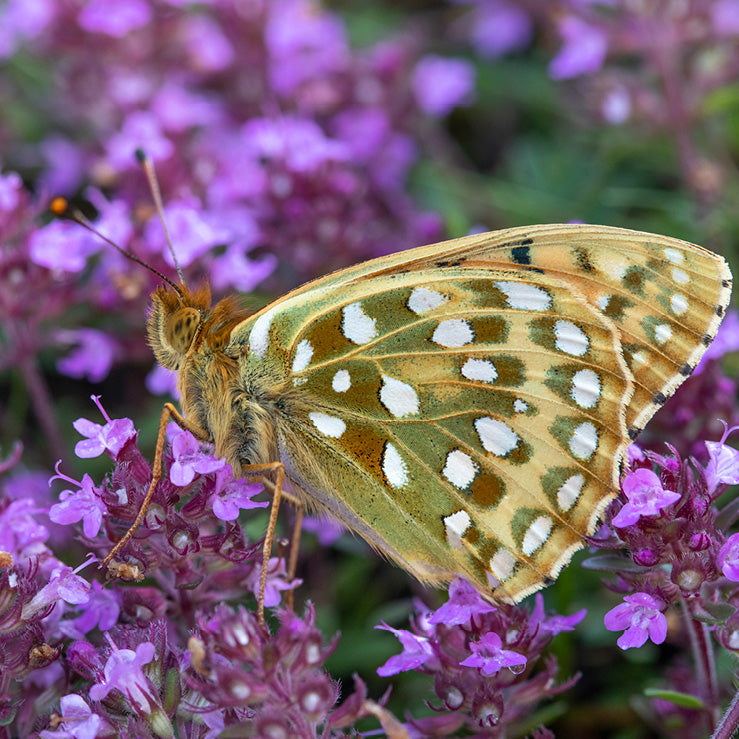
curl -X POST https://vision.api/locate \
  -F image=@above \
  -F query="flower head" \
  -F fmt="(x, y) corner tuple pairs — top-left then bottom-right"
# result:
(612, 468), (681, 528)
(604, 592), (667, 650)
(459, 631), (527, 675)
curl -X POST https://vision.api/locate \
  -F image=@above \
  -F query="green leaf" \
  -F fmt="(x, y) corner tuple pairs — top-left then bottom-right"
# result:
(643, 688), (705, 709)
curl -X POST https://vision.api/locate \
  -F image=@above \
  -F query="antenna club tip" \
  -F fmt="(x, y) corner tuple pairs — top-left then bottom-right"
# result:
(50, 197), (69, 217)
(134, 148), (147, 163)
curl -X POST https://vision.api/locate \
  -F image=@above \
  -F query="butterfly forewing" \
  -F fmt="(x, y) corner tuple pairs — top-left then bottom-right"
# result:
(229, 224), (731, 603)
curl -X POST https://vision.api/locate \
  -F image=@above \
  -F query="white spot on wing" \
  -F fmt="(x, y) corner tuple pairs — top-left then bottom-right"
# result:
(309, 412), (346, 438)
(408, 287), (448, 314)
(670, 294), (688, 316)
(633, 350), (648, 366)
(557, 474), (584, 511)
(442, 450), (478, 489)
(461, 358), (498, 384)
(514, 399), (528, 413)
(597, 295), (611, 311)
(494, 281), (551, 311)
(654, 323), (672, 345)
(292, 339), (313, 373)
(672, 267), (689, 285)
(342, 302), (377, 344)
(571, 369), (601, 409)
(522, 515), (553, 556)
(383, 443), (409, 488)
(569, 422), (598, 460)
(249, 308), (275, 358)
(432, 319), (474, 348)
(474, 417), (519, 456)
(332, 369), (351, 392)
(554, 320), (589, 356)
(380, 375), (419, 417)
(664, 247), (684, 264)
(444, 510), (471, 549)
(489, 548), (516, 585)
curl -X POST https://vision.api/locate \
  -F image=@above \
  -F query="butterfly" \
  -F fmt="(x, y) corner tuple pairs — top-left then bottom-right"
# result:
(81, 212), (730, 624)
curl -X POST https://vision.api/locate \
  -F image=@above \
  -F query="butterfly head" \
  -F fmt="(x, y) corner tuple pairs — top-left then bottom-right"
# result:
(147, 281), (250, 370)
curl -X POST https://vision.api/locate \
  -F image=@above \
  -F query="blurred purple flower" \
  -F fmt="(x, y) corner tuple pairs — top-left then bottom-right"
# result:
(28, 221), (98, 272)
(151, 82), (222, 132)
(0, 0), (55, 58)
(412, 55), (476, 116)
(88, 640), (158, 713)
(210, 464), (266, 521)
(55, 329), (117, 383)
(301, 515), (345, 546)
(695, 310), (739, 374)
(718, 533), (739, 581)
(265, 0), (349, 95)
(0, 497), (49, 558)
(105, 111), (173, 170)
(69, 580), (121, 634)
(210, 246), (277, 293)
(38, 694), (103, 739)
(72, 396), (136, 459)
(376, 623), (435, 676)
(711, 0), (739, 36)
(39, 136), (86, 194)
(604, 592), (667, 650)
(459, 0), (533, 58)
(146, 364), (179, 398)
(77, 0), (151, 37)
(549, 16), (608, 80)
(705, 422), (739, 492)
(49, 471), (106, 538)
(428, 577), (496, 626)
(612, 467), (680, 528)
(182, 13), (235, 71)
(459, 631), (527, 675)
(167, 425), (225, 486)
(0, 169), (22, 210)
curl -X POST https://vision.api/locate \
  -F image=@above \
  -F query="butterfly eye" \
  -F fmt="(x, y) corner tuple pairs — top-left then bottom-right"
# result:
(165, 307), (200, 354)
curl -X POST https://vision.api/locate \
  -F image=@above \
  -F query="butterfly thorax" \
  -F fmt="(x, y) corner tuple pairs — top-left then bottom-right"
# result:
(147, 282), (281, 469)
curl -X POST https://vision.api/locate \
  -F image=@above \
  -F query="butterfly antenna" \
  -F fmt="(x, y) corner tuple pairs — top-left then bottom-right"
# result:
(135, 148), (186, 285)
(49, 197), (183, 296)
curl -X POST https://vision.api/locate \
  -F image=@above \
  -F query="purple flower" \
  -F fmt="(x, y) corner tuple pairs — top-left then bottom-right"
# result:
(28, 221), (98, 272)
(210, 246), (277, 293)
(145, 364), (179, 398)
(167, 425), (226, 486)
(604, 592), (667, 650)
(705, 422), (739, 492)
(301, 515), (345, 546)
(376, 623), (435, 676)
(210, 465), (266, 521)
(0, 498), (49, 557)
(0, 169), (22, 210)
(77, 0), (151, 37)
(719, 533), (739, 581)
(105, 111), (173, 170)
(247, 557), (301, 608)
(549, 16), (608, 80)
(89, 640), (158, 713)
(412, 55), (476, 117)
(72, 396), (136, 459)
(143, 199), (229, 268)
(69, 580), (121, 634)
(428, 578), (496, 626)
(529, 593), (586, 635)
(38, 694), (103, 739)
(462, 0), (533, 58)
(611, 468), (680, 528)
(49, 471), (106, 538)
(182, 14), (235, 72)
(55, 329), (117, 383)
(459, 631), (527, 675)
(22, 564), (91, 620)
(711, 0), (739, 36)
(694, 310), (739, 374)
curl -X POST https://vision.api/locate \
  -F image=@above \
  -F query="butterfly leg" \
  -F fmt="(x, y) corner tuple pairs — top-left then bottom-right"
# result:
(102, 402), (209, 571)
